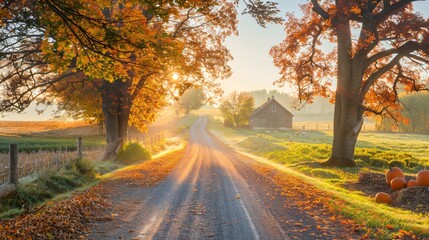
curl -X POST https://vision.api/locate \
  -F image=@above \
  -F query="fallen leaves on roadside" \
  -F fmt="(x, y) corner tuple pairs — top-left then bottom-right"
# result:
(109, 147), (185, 187)
(252, 164), (363, 239)
(0, 187), (109, 239)
(0, 147), (186, 239)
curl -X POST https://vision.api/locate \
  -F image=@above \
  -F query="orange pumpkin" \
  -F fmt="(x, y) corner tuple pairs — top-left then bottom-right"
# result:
(407, 179), (418, 188)
(385, 167), (405, 186)
(375, 192), (392, 204)
(391, 177), (407, 191)
(416, 170), (429, 186)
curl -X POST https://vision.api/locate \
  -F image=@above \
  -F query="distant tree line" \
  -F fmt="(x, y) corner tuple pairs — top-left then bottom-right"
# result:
(377, 92), (429, 134)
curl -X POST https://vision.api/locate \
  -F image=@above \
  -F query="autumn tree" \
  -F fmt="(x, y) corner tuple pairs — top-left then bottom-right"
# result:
(271, 0), (429, 167)
(220, 91), (254, 128)
(1, 0), (281, 159)
(179, 88), (206, 114)
(1, 1), (236, 159)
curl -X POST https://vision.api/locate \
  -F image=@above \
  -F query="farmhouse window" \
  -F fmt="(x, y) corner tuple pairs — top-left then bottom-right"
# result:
(272, 105), (276, 112)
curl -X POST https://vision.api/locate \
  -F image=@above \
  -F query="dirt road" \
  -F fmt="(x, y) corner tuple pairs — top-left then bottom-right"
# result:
(89, 116), (357, 239)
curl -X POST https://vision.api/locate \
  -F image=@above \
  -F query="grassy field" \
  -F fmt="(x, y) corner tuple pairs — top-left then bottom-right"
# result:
(206, 116), (429, 239)
(0, 135), (105, 153)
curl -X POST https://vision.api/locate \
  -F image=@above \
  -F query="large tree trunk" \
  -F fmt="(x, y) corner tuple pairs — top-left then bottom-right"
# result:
(323, 5), (362, 167)
(101, 79), (132, 160)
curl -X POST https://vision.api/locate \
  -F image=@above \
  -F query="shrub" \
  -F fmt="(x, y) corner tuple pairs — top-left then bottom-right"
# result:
(75, 158), (95, 177)
(117, 143), (151, 164)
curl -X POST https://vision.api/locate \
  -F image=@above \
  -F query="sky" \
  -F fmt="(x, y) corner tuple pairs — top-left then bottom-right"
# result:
(220, 1), (303, 94)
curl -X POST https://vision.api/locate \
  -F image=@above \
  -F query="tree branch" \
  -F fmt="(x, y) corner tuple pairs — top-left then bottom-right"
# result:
(310, 0), (330, 20)
(375, 0), (417, 23)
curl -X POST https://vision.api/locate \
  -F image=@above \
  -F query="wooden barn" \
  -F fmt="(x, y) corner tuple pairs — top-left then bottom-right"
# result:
(250, 96), (293, 130)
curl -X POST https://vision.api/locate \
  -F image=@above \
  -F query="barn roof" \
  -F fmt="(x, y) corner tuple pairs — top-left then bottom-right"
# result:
(250, 97), (293, 118)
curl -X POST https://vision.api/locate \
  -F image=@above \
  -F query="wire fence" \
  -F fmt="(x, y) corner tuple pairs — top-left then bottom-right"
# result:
(0, 131), (165, 188)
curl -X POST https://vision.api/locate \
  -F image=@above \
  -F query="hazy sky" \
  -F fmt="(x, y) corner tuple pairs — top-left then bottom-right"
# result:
(221, 1), (302, 94)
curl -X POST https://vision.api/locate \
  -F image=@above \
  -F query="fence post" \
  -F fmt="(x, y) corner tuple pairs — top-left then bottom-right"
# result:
(77, 137), (83, 158)
(9, 144), (18, 185)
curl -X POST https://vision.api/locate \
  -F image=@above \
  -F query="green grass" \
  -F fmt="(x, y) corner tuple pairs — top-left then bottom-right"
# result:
(0, 136), (105, 153)
(207, 117), (429, 238)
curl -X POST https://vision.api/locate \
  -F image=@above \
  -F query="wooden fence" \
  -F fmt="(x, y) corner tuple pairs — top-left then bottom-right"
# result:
(292, 122), (376, 131)
(125, 132), (164, 145)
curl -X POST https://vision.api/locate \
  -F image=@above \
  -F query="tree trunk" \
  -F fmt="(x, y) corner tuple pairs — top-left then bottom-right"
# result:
(322, 6), (361, 167)
(101, 79), (132, 160)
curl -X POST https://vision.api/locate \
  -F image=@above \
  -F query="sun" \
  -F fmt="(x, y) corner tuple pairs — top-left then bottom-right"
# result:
(172, 72), (179, 80)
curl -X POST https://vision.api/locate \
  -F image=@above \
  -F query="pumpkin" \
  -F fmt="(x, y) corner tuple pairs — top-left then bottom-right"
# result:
(375, 192), (392, 204)
(416, 170), (429, 186)
(407, 179), (418, 188)
(385, 167), (405, 186)
(390, 177), (407, 191)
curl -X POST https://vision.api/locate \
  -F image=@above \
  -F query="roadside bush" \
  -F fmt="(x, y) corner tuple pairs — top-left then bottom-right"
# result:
(117, 143), (151, 164)
(75, 158), (95, 178)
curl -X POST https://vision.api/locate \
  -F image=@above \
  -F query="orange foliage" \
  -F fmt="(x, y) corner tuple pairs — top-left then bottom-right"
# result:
(270, 0), (429, 121)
